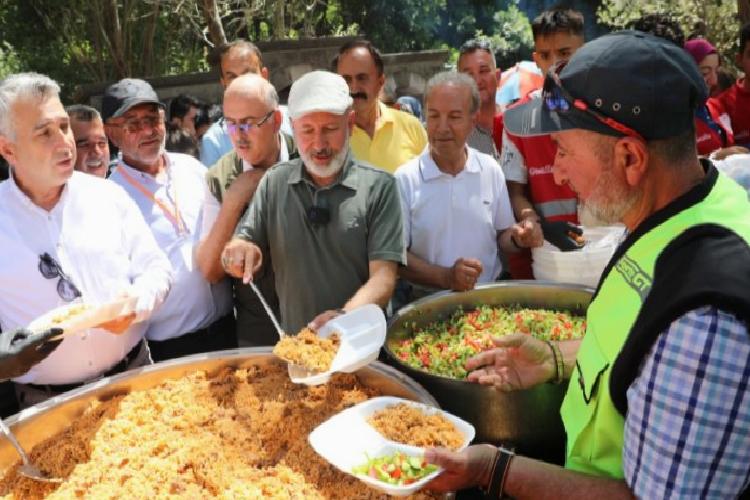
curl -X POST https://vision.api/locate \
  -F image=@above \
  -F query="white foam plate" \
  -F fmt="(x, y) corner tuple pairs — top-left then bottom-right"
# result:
(287, 303), (387, 385)
(27, 297), (138, 337)
(309, 396), (475, 496)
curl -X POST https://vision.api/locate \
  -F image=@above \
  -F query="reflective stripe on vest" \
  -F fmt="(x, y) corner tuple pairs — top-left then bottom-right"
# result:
(559, 171), (750, 478)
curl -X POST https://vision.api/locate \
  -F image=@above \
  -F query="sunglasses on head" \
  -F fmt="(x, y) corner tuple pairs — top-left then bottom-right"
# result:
(543, 61), (645, 141)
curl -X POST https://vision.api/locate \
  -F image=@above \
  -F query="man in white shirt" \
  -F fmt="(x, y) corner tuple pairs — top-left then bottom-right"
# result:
(0, 73), (172, 407)
(197, 74), (296, 346)
(103, 78), (234, 361)
(395, 72), (541, 301)
(200, 40), (292, 167)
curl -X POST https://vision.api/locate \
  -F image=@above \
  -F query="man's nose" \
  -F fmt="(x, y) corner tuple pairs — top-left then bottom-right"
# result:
(552, 162), (568, 186)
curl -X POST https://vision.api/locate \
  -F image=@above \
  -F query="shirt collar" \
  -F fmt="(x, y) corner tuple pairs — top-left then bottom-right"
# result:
(419, 146), (479, 181)
(7, 168), (70, 215)
(287, 151), (358, 190)
(118, 152), (171, 184)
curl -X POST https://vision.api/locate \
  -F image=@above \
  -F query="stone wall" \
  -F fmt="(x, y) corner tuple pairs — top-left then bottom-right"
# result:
(79, 36), (449, 110)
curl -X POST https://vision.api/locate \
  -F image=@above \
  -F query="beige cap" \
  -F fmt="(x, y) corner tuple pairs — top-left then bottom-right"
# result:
(287, 70), (353, 120)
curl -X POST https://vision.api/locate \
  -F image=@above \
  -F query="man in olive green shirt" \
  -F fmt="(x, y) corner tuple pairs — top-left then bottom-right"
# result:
(221, 71), (405, 333)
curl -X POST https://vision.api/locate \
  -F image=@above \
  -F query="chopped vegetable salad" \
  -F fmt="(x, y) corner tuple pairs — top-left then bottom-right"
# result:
(352, 452), (438, 485)
(392, 305), (586, 378)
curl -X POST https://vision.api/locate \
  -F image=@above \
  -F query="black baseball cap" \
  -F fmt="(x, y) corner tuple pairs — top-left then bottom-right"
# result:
(504, 30), (707, 141)
(101, 78), (164, 122)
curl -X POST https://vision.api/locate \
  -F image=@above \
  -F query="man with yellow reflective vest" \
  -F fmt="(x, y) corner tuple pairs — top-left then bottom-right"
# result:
(420, 31), (750, 499)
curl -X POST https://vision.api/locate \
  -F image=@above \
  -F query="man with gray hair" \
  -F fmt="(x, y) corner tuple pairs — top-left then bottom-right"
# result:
(395, 72), (540, 302)
(104, 78), (235, 361)
(197, 73), (297, 346)
(221, 70), (405, 333)
(66, 104), (110, 178)
(0, 72), (172, 407)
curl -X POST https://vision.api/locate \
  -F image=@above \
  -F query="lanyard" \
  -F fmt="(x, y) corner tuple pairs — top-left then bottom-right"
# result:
(118, 165), (187, 235)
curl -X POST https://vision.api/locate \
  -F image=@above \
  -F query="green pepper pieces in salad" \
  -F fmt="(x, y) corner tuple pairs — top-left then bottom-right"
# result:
(352, 451), (438, 485)
(392, 305), (586, 379)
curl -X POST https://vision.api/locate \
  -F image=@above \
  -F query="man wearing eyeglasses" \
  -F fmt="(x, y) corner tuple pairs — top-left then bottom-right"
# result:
(422, 32), (750, 499)
(104, 78), (235, 362)
(0, 73), (172, 407)
(196, 74), (297, 346)
(222, 71), (405, 334)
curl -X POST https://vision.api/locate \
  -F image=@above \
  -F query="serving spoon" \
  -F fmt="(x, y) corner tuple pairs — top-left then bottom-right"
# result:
(0, 418), (61, 483)
(249, 281), (285, 339)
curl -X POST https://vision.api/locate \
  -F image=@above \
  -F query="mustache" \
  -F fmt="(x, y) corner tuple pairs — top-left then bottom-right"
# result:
(350, 92), (368, 100)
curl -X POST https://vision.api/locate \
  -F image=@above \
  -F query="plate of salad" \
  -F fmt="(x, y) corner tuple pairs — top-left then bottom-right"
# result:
(309, 397), (474, 496)
(390, 305), (586, 379)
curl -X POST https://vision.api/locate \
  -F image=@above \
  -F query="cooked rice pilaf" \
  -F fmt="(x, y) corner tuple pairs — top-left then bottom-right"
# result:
(273, 328), (341, 372)
(0, 360), (436, 499)
(368, 403), (464, 451)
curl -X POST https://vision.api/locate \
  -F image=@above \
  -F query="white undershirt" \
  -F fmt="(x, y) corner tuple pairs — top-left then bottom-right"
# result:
(200, 133), (290, 240)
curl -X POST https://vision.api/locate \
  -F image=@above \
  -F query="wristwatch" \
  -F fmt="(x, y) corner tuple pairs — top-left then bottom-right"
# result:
(482, 446), (516, 499)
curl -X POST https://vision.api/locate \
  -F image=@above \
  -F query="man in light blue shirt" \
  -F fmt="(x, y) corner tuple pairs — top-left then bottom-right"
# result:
(201, 40), (291, 167)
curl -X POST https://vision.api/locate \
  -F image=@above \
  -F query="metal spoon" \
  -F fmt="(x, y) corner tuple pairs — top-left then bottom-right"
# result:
(248, 281), (285, 339)
(0, 418), (61, 483)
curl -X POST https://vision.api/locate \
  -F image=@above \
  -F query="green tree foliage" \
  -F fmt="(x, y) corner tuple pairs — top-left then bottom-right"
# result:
(0, 0), (539, 95)
(477, 2), (534, 70)
(1, 0), (209, 97)
(597, 0), (741, 72)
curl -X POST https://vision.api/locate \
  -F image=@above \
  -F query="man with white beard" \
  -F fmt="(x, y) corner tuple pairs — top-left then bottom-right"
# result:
(221, 71), (405, 334)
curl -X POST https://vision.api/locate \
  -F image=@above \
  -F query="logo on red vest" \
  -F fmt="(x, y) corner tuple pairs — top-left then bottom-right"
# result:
(528, 165), (554, 177)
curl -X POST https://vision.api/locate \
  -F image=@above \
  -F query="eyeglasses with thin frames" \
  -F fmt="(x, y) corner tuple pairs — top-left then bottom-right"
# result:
(225, 110), (275, 135)
(116, 115), (163, 134)
(38, 253), (82, 302)
(543, 61), (645, 141)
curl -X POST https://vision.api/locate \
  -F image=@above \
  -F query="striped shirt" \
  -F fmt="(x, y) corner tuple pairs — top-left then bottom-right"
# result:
(623, 306), (750, 498)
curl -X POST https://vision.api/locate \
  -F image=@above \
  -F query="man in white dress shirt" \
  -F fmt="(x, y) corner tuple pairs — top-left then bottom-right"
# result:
(395, 72), (541, 302)
(104, 78), (235, 361)
(0, 73), (172, 408)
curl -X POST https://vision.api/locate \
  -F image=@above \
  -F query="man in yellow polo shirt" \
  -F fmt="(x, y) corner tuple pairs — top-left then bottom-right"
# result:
(334, 40), (427, 173)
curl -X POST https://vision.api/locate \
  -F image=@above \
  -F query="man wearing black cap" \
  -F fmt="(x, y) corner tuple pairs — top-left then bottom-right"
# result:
(103, 78), (236, 361)
(422, 31), (750, 498)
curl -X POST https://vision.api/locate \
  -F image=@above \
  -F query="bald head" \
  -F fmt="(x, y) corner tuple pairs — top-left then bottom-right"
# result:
(224, 73), (278, 110)
(223, 73), (282, 168)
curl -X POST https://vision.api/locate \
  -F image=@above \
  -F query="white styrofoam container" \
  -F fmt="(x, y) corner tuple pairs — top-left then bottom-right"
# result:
(309, 396), (475, 496)
(288, 303), (387, 385)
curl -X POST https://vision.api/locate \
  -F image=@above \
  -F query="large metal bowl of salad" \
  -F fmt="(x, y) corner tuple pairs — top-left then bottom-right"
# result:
(384, 280), (593, 462)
